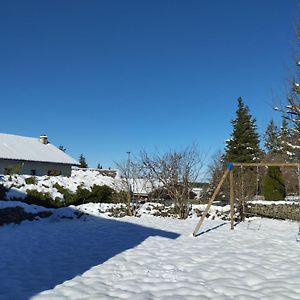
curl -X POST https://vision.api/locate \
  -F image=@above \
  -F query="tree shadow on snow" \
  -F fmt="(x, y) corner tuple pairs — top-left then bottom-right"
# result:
(0, 207), (179, 300)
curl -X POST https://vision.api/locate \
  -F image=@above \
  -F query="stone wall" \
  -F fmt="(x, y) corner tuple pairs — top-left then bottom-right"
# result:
(246, 203), (300, 221)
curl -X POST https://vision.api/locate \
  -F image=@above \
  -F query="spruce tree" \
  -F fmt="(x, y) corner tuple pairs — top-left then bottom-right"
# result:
(278, 117), (292, 159)
(264, 119), (280, 153)
(59, 145), (66, 152)
(79, 154), (88, 168)
(225, 97), (261, 163)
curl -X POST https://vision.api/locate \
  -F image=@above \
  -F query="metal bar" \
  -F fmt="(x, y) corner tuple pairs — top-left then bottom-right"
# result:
(232, 163), (300, 168)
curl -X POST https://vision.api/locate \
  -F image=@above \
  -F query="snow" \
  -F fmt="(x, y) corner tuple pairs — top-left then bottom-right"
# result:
(1, 202), (300, 299)
(250, 199), (300, 205)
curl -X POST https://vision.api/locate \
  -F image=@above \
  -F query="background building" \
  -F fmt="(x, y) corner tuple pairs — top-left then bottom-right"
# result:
(0, 133), (79, 176)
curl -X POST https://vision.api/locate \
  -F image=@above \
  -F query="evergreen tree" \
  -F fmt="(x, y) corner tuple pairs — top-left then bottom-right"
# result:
(263, 166), (286, 200)
(79, 154), (88, 168)
(225, 97), (261, 163)
(278, 117), (293, 159)
(264, 119), (280, 153)
(58, 145), (66, 152)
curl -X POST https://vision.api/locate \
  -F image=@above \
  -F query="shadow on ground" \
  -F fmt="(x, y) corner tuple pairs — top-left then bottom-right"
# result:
(195, 222), (227, 237)
(0, 207), (179, 300)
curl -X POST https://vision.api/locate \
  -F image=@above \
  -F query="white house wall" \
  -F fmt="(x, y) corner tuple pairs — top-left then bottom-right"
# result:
(0, 159), (72, 176)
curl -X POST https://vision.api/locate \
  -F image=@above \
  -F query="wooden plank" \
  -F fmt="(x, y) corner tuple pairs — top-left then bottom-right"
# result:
(193, 168), (230, 236)
(230, 169), (234, 230)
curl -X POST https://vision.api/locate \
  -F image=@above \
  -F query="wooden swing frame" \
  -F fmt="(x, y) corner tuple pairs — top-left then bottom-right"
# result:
(192, 162), (300, 237)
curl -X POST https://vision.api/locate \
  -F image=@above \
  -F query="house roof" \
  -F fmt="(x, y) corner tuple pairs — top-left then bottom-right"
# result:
(0, 133), (80, 165)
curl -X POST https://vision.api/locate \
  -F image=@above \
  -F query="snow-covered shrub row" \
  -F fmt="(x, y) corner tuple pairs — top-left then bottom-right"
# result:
(1, 169), (115, 197)
(0, 169), (119, 207)
(66, 202), (231, 220)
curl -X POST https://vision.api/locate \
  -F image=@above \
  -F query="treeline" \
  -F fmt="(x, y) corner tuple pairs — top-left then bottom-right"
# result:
(209, 93), (299, 203)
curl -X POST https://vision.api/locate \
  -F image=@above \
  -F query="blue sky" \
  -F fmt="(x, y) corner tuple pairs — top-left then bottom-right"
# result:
(0, 0), (298, 168)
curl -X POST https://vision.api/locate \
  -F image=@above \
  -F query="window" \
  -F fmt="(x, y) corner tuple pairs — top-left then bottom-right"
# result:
(48, 170), (61, 176)
(30, 170), (36, 175)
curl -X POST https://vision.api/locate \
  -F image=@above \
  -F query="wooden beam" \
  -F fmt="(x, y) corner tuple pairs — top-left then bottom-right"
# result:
(232, 162), (299, 168)
(230, 170), (234, 230)
(193, 168), (230, 236)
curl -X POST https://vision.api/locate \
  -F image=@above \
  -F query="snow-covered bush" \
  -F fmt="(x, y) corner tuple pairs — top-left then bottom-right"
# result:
(89, 185), (115, 203)
(53, 183), (76, 205)
(25, 177), (37, 185)
(25, 189), (61, 208)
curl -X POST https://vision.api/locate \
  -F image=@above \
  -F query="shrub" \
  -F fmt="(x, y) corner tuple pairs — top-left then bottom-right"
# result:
(89, 185), (114, 203)
(263, 166), (286, 200)
(6, 164), (22, 175)
(72, 187), (91, 205)
(24, 183), (116, 207)
(112, 191), (129, 203)
(53, 183), (76, 205)
(25, 177), (37, 185)
(71, 184), (115, 205)
(25, 189), (62, 208)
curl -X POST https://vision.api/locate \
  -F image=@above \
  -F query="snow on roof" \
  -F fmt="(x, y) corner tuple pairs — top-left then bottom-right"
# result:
(0, 133), (79, 165)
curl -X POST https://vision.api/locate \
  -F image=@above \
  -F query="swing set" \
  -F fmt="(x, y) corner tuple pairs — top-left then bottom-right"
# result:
(193, 162), (300, 237)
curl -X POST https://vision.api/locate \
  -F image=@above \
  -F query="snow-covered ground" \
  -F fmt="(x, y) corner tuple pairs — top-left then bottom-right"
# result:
(1, 202), (300, 300)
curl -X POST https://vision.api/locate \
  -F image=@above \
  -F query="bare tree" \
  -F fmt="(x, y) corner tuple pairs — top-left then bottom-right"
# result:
(207, 151), (227, 197)
(140, 145), (204, 219)
(273, 23), (300, 160)
(114, 154), (151, 216)
(114, 158), (134, 216)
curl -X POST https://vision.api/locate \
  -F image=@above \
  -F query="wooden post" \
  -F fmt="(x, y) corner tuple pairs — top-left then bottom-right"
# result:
(230, 169), (234, 230)
(240, 165), (245, 221)
(193, 168), (230, 236)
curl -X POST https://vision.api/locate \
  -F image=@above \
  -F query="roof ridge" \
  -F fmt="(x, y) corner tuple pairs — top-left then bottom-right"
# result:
(0, 133), (39, 141)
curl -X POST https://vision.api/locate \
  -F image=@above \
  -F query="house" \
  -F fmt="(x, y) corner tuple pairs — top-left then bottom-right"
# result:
(0, 133), (80, 176)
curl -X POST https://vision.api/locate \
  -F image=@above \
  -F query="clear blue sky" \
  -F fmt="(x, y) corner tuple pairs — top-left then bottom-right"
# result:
(0, 0), (298, 168)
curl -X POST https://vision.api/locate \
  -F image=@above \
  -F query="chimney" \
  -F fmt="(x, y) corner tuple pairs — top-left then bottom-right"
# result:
(39, 135), (48, 145)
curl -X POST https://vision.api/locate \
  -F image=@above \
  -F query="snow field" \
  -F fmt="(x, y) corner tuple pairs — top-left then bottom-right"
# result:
(1, 168), (300, 299)
(5, 208), (295, 300)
